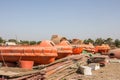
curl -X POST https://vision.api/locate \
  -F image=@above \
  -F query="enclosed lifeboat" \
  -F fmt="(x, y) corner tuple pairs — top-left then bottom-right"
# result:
(81, 43), (95, 53)
(108, 48), (120, 59)
(95, 44), (110, 54)
(72, 45), (83, 55)
(0, 40), (57, 65)
(55, 40), (72, 59)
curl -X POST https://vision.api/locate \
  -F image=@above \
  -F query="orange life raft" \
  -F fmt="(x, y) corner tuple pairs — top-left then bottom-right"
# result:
(0, 40), (57, 65)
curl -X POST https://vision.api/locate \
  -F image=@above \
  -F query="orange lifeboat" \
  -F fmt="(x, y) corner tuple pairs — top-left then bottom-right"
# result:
(55, 41), (72, 59)
(95, 44), (110, 54)
(108, 48), (120, 59)
(80, 43), (95, 53)
(0, 40), (57, 65)
(72, 45), (83, 55)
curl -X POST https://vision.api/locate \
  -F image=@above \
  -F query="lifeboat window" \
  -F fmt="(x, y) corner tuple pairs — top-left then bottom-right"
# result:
(50, 42), (55, 46)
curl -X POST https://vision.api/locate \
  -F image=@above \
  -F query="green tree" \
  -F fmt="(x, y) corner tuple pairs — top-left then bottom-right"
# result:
(83, 39), (88, 44)
(114, 39), (120, 48)
(37, 41), (41, 44)
(94, 38), (104, 45)
(104, 38), (113, 46)
(0, 37), (4, 43)
(8, 39), (17, 43)
(83, 38), (94, 44)
(20, 40), (30, 45)
(29, 41), (36, 45)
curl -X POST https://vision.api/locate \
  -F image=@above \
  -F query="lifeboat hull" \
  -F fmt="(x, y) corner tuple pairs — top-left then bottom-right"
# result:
(56, 41), (73, 59)
(0, 40), (58, 65)
(72, 46), (83, 55)
(57, 51), (72, 59)
(95, 44), (110, 54)
(0, 55), (56, 65)
(95, 46), (110, 55)
(80, 43), (95, 53)
(108, 49), (120, 59)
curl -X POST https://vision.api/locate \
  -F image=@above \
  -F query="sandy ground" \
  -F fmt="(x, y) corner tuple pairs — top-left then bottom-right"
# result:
(63, 63), (120, 80)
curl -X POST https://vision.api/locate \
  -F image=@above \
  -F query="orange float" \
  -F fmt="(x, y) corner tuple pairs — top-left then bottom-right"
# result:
(0, 40), (57, 65)
(55, 40), (72, 59)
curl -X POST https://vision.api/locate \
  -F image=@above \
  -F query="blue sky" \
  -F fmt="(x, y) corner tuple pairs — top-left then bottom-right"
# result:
(0, 0), (120, 41)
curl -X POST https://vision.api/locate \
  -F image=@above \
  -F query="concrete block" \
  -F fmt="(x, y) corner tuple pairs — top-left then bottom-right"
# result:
(79, 66), (92, 75)
(89, 63), (100, 70)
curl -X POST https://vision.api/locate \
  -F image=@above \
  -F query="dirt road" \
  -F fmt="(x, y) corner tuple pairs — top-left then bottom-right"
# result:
(64, 63), (120, 80)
